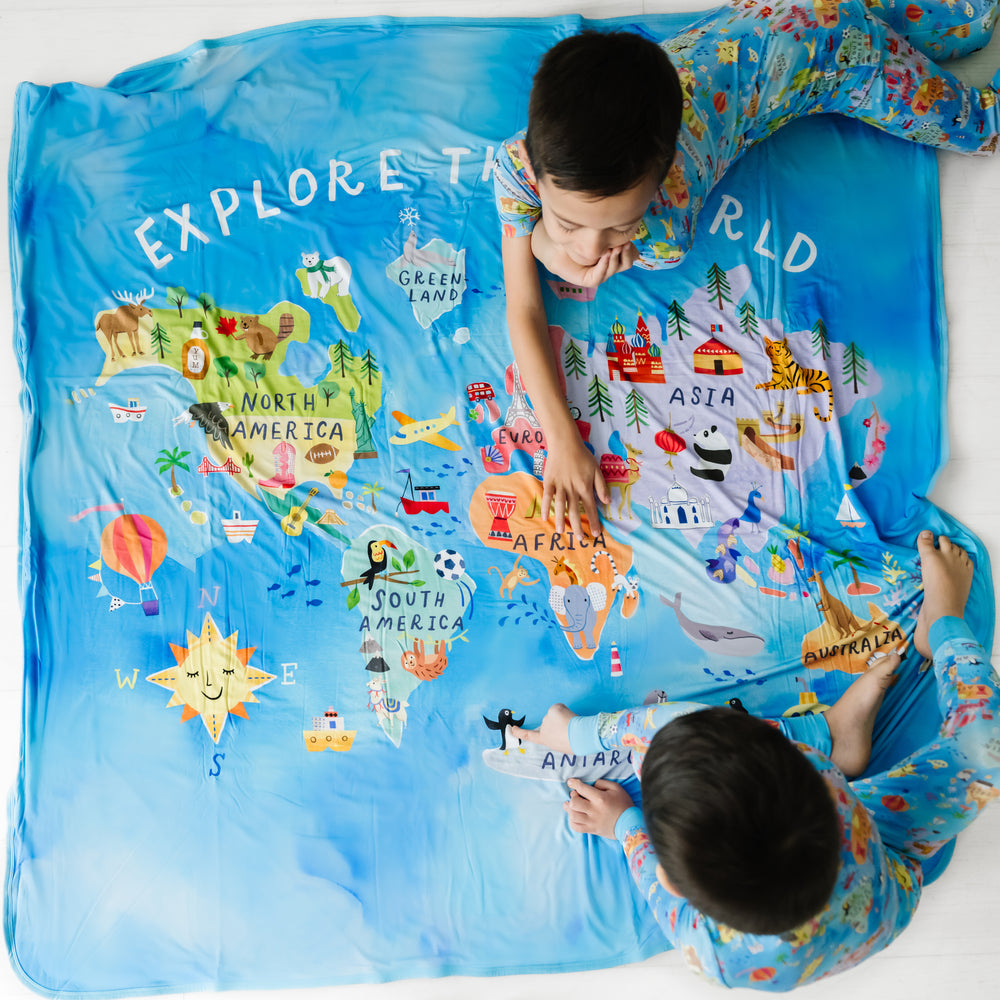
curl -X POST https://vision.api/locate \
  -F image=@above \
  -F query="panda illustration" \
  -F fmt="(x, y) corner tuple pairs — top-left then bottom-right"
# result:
(690, 425), (732, 481)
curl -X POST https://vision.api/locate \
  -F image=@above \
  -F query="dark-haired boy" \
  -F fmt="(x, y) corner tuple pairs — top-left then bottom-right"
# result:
(513, 532), (999, 988)
(494, 1), (1000, 537)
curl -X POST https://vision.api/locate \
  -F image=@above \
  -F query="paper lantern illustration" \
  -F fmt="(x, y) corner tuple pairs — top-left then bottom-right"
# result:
(655, 426), (686, 469)
(100, 513), (167, 616)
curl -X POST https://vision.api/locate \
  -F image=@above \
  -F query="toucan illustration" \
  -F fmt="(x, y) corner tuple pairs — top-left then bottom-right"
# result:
(361, 539), (397, 589)
(483, 708), (526, 751)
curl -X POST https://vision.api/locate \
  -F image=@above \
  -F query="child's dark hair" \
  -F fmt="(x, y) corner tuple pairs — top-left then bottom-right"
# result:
(640, 707), (841, 935)
(524, 30), (682, 196)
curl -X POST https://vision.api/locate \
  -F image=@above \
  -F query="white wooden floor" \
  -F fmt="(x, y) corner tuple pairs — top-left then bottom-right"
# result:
(0, 2), (997, 998)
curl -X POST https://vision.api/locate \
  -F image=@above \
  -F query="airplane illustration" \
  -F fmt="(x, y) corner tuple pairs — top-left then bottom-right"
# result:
(389, 406), (461, 450)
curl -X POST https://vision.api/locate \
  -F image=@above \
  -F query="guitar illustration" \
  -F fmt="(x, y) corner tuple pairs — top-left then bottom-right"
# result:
(281, 487), (319, 536)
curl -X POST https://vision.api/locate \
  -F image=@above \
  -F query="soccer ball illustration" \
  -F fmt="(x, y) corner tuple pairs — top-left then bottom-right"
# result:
(433, 549), (465, 581)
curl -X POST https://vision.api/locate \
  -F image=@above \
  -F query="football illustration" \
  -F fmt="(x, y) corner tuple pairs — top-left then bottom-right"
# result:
(305, 443), (338, 465)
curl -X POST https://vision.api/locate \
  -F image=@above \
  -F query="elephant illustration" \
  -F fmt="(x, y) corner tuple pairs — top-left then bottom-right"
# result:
(548, 582), (607, 650)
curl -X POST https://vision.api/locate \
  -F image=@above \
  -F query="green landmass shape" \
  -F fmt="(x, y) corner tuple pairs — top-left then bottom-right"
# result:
(94, 297), (382, 517)
(293, 269), (361, 333)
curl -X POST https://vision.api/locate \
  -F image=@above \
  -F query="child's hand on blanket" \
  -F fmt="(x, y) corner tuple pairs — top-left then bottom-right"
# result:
(564, 779), (635, 840)
(510, 702), (576, 754)
(541, 429), (609, 538)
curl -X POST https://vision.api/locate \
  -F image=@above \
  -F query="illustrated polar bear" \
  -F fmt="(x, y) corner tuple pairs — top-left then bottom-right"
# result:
(301, 251), (352, 298)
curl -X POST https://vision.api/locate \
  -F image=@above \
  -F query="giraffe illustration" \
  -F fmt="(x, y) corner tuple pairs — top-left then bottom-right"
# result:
(552, 554), (582, 586)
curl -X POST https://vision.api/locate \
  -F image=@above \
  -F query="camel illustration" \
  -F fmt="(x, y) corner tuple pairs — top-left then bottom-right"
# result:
(599, 442), (643, 520)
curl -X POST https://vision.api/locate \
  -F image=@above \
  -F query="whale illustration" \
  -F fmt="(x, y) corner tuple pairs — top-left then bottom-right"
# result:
(659, 592), (765, 657)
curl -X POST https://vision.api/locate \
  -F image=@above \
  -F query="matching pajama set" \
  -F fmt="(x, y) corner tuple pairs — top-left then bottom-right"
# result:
(496, 3), (1000, 982)
(567, 617), (1000, 989)
(493, 0), (1000, 267)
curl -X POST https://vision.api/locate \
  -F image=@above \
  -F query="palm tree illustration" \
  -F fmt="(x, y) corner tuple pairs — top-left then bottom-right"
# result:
(155, 447), (191, 496)
(830, 548), (881, 596)
(361, 481), (385, 512)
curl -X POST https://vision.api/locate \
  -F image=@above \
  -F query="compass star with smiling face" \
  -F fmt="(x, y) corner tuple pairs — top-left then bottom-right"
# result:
(147, 614), (275, 743)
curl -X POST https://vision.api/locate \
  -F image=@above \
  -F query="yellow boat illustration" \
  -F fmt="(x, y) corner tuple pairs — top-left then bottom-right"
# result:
(304, 707), (356, 751)
(782, 691), (830, 718)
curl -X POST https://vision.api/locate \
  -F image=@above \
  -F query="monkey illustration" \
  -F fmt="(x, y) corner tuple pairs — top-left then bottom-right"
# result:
(488, 555), (539, 599)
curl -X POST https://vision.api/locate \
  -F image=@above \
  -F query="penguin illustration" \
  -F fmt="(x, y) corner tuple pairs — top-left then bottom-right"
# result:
(690, 424), (732, 481)
(483, 708), (526, 751)
(361, 539), (397, 589)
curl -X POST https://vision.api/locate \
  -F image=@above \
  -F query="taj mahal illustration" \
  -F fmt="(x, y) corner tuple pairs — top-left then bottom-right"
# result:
(649, 481), (712, 530)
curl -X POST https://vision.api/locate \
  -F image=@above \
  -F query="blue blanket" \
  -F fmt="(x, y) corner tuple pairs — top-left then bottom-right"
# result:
(6, 11), (995, 996)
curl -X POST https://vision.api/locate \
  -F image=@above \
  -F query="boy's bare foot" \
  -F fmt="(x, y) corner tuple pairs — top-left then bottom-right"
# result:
(913, 531), (974, 659)
(825, 648), (903, 777)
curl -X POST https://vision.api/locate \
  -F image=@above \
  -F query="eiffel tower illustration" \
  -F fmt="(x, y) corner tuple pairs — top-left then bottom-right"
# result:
(505, 362), (541, 428)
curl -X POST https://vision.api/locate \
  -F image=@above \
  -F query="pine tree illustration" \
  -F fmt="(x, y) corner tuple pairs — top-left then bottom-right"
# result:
(737, 300), (759, 337)
(666, 299), (690, 341)
(359, 348), (379, 385)
(625, 388), (649, 432)
(564, 339), (587, 380)
(331, 339), (354, 378)
(588, 375), (613, 422)
(706, 263), (732, 310)
(150, 322), (170, 360)
(812, 318), (831, 360)
(842, 342), (868, 394)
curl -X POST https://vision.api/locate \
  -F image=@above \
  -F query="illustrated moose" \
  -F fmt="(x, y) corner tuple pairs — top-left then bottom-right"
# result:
(96, 288), (153, 359)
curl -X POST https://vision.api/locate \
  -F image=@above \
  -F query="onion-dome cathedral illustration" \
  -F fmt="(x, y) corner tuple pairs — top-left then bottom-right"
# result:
(606, 313), (665, 383)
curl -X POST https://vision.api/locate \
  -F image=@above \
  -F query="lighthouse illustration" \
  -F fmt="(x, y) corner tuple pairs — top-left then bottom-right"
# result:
(610, 642), (622, 677)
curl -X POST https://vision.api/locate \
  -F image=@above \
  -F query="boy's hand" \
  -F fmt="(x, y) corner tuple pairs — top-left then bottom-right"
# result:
(575, 242), (639, 287)
(542, 431), (609, 538)
(531, 224), (638, 287)
(564, 779), (635, 839)
(510, 702), (576, 754)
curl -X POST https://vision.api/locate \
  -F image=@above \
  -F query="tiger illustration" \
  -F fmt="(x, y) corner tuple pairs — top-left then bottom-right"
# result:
(755, 336), (833, 422)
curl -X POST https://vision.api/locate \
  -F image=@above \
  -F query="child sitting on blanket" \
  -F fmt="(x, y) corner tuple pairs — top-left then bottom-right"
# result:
(494, 0), (1000, 538)
(512, 531), (1000, 989)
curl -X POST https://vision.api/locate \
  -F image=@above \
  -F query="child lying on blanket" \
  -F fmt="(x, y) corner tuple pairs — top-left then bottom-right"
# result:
(512, 532), (999, 989)
(494, 0), (1000, 538)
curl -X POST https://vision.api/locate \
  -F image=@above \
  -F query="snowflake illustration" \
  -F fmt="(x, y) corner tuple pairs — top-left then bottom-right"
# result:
(399, 207), (420, 228)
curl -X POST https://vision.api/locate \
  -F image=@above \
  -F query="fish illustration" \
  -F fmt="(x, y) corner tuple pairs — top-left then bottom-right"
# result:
(659, 592), (765, 657)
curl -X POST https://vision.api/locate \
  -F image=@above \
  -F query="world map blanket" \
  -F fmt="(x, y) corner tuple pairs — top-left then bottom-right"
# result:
(5, 10), (995, 996)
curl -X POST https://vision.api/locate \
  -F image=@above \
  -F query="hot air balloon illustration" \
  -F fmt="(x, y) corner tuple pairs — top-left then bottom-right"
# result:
(100, 513), (168, 616)
(655, 422), (686, 469)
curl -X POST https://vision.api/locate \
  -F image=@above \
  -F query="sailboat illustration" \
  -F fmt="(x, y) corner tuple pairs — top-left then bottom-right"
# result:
(836, 484), (865, 528)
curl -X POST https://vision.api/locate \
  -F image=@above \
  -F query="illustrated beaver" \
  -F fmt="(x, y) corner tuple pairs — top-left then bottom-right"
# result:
(235, 313), (293, 360)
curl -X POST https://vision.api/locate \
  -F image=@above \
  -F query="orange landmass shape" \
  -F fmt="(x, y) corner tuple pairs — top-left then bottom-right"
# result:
(470, 472), (637, 661)
(801, 602), (906, 674)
